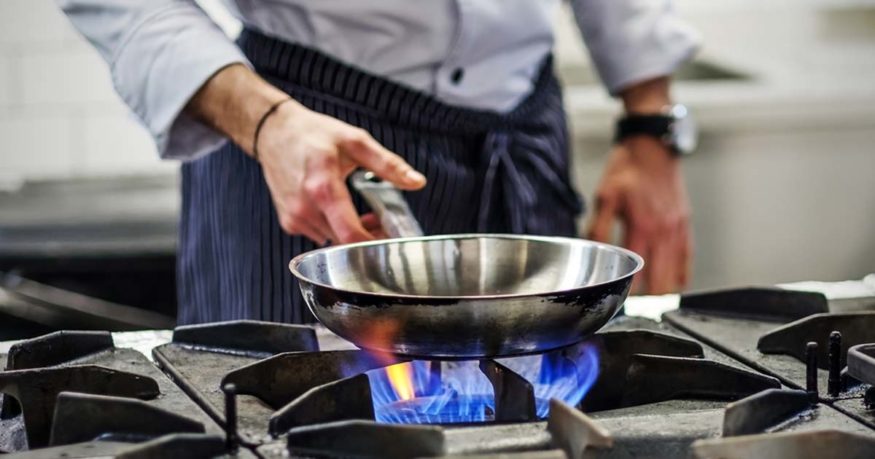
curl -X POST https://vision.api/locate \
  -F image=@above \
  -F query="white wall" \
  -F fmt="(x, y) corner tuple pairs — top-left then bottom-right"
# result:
(0, 0), (174, 190)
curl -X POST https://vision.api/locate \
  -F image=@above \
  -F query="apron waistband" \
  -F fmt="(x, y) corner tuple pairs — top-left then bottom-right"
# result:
(238, 28), (558, 136)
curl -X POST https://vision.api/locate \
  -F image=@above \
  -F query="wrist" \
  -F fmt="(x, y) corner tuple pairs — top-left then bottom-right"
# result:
(187, 63), (290, 157)
(616, 103), (697, 157)
(621, 136), (680, 172)
(621, 77), (671, 114)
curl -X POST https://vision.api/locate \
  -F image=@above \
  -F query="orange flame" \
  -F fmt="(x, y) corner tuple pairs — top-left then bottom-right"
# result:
(360, 318), (416, 400)
(385, 362), (415, 400)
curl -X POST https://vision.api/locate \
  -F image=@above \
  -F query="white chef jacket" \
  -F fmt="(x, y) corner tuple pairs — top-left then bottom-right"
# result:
(55, 0), (700, 161)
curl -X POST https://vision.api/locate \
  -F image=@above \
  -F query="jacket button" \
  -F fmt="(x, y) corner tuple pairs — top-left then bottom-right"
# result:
(450, 68), (464, 84)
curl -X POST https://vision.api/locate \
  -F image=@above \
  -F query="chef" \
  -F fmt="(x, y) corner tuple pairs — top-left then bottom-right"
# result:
(57, 0), (700, 325)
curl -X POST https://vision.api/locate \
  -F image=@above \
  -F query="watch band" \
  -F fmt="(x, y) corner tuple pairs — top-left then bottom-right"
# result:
(614, 115), (673, 144)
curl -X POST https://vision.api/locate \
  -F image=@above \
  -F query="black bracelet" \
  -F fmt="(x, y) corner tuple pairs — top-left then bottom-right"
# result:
(252, 98), (292, 160)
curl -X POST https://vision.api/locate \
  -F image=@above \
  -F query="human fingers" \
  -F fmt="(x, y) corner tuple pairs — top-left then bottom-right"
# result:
(646, 231), (681, 294)
(339, 129), (426, 190)
(303, 159), (373, 243)
(624, 230), (648, 295)
(588, 193), (619, 243)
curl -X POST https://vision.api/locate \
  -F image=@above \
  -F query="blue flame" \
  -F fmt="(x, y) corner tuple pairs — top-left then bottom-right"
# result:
(508, 343), (600, 418)
(367, 344), (599, 424)
(368, 361), (495, 424)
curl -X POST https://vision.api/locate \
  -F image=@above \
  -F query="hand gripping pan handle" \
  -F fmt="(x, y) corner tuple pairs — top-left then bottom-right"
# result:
(350, 170), (424, 238)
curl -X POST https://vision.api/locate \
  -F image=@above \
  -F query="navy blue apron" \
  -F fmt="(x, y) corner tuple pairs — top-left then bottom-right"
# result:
(177, 29), (584, 325)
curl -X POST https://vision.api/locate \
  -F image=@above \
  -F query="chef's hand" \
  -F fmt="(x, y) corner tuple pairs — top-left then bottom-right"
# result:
(187, 64), (425, 245)
(256, 101), (424, 244)
(588, 77), (692, 294)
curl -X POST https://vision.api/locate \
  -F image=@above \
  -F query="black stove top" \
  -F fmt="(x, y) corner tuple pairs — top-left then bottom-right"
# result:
(1, 287), (875, 458)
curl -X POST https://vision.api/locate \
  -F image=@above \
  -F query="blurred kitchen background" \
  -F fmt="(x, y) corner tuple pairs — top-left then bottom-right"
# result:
(0, 0), (873, 335)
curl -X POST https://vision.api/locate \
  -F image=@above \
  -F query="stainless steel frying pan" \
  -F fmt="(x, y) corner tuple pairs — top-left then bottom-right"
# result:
(289, 172), (644, 359)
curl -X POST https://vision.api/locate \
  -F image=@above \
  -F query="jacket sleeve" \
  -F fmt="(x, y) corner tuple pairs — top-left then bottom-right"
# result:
(569, 0), (701, 96)
(56, 0), (250, 160)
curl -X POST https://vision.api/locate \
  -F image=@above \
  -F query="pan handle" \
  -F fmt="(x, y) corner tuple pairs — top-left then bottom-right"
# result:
(350, 171), (424, 238)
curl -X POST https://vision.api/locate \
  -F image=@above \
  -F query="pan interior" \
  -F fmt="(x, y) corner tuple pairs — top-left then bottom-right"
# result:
(294, 236), (641, 298)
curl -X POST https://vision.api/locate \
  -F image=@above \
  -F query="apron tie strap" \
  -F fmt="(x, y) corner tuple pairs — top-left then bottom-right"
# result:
(477, 130), (584, 234)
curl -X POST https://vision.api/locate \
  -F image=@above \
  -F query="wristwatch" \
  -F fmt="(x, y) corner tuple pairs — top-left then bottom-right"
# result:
(615, 104), (698, 156)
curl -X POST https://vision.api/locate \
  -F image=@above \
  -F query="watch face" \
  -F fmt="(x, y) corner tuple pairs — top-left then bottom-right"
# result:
(669, 105), (698, 155)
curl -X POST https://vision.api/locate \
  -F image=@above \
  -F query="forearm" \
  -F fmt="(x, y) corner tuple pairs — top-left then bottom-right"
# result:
(185, 64), (293, 157)
(618, 77), (678, 171)
(620, 77), (671, 114)
(57, 0), (252, 159)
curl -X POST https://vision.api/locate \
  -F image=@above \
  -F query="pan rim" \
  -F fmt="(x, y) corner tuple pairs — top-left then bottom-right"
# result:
(288, 233), (645, 301)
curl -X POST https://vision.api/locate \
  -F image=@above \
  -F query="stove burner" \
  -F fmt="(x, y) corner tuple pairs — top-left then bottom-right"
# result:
(664, 286), (875, 431)
(479, 359), (537, 422)
(375, 394), (498, 424)
(679, 287), (828, 321)
(279, 399), (614, 459)
(367, 345), (599, 425)
(1, 330), (114, 420)
(0, 328), (223, 454)
(0, 365), (160, 447)
(693, 429), (875, 459)
(284, 420), (447, 458)
(722, 388), (813, 436)
(49, 392), (205, 447)
(758, 312), (875, 369)
(848, 344), (875, 411)
(270, 373), (375, 435)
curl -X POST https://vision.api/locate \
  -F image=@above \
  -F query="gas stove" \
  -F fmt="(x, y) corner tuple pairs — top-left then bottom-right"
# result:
(1, 287), (875, 458)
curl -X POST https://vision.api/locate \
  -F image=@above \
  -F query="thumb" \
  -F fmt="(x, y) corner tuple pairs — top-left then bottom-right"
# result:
(340, 130), (426, 190)
(588, 193), (619, 242)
